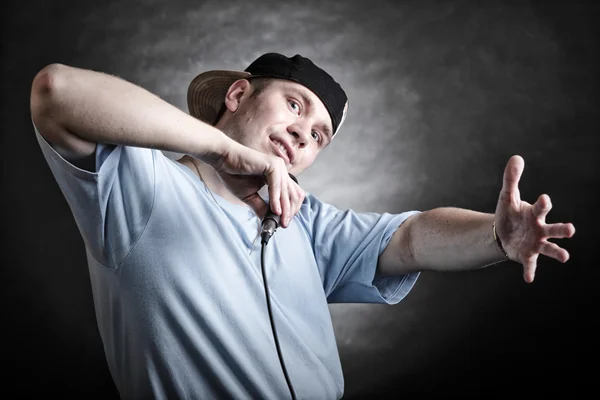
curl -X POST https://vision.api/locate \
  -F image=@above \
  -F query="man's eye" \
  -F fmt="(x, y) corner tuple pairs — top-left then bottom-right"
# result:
(289, 100), (300, 114)
(311, 131), (321, 142)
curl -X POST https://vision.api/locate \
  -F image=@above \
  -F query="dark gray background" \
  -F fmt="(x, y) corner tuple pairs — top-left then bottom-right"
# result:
(3, 0), (598, 398)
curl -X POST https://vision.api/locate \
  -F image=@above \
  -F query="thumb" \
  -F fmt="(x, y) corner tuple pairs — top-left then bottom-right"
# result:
(502, 155), (524, 203)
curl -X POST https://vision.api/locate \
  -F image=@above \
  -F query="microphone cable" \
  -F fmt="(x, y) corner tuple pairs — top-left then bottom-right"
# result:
(260, 241), (296, 400)
(188, 155), (297, 398)
(259, 173), (298, 400)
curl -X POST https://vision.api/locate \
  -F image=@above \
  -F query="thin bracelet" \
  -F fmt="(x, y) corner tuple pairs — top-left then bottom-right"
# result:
(493, 221), (509, 259)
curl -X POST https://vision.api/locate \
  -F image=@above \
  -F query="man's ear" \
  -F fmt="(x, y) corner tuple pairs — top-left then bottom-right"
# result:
(224, 79), (251, 113)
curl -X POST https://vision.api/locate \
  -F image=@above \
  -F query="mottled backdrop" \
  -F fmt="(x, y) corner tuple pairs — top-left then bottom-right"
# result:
(3, 0), (598, 397)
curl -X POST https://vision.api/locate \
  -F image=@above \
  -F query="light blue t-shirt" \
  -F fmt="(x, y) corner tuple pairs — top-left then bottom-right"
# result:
(34, 122), (420, 400)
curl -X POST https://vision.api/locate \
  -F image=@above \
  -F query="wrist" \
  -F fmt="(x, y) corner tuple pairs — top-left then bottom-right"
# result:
(195, 127), (235, 169)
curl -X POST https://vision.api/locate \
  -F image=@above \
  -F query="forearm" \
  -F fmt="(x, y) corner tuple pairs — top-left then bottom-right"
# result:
(379, 208), (508, 275)
(30, 63), (231, 163)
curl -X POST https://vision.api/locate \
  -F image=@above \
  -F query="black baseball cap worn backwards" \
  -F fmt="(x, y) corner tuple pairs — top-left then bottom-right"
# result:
(188, 53), (349, 138)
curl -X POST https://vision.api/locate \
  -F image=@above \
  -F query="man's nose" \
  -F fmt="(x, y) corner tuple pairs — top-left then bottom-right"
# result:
(288, 123), (310, 148)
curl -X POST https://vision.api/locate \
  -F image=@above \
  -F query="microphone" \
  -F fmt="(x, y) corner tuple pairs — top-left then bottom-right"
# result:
(261, 173), (298, 245)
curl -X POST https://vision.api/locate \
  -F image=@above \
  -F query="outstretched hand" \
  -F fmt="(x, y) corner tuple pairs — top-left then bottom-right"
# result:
(494, 155), (575, 283)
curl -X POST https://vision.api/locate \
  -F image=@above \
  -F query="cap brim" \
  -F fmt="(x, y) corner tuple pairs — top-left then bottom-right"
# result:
(187, 70), (251, 125)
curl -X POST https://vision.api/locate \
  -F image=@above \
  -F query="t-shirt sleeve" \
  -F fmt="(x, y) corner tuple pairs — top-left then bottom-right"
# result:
(297, 193), (420, 305)
(33, 119), (157, 269)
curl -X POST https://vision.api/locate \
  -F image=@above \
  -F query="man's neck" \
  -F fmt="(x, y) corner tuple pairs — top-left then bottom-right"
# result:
(180, 155), (249, 208)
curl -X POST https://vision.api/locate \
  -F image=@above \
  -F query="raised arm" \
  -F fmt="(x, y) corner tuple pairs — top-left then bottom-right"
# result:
(29, 63), (229, 169)
(29, 63), (304, 225)
(377, 155), (575, 282)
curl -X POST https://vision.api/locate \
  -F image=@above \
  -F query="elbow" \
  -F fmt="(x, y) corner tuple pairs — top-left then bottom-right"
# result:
(30, 63), (69, 120)
(31, 63), (66, 97)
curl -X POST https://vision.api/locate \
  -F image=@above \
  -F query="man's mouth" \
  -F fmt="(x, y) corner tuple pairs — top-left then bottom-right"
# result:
(271, 139), (292, 164)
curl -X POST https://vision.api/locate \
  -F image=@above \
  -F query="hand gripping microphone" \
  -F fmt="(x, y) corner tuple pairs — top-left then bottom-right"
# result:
(260, 173), (298, 245)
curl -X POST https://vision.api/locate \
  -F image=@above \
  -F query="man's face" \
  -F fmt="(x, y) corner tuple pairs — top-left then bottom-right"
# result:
(220, 78), (333, 176)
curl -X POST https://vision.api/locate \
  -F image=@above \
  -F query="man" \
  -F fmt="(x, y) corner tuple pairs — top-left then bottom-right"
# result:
(30, 53), (575, 400)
